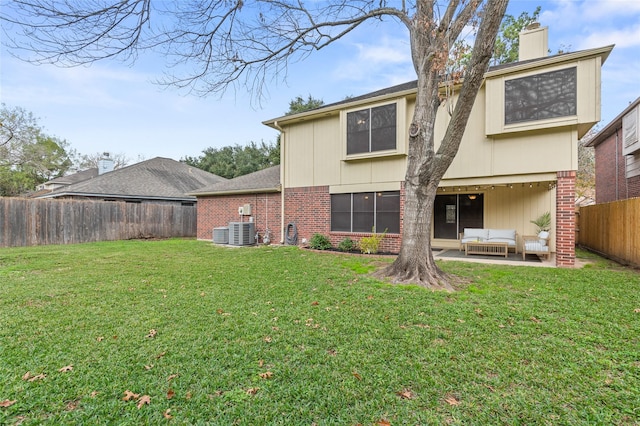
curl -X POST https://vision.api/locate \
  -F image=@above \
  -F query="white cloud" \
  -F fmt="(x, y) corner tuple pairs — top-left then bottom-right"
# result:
(331, 35), (413, 85)
(576, 23), (640, 50)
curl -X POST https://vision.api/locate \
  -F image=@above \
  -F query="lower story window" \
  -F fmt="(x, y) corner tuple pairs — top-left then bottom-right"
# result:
(331, 191), (400, 233)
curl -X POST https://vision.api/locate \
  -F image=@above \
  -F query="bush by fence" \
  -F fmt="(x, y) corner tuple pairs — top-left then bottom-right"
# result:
(577, 197), (640, 267)
(0, 198), (197, 247)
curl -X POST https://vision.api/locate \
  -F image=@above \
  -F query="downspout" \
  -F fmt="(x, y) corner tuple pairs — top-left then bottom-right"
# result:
(273, 120), (286, 244)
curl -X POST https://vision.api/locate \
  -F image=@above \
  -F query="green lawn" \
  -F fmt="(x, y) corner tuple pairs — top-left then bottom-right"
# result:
(0, 239), (638, 425)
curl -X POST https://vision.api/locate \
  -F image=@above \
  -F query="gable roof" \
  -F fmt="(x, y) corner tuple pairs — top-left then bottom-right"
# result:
(189, 165), (281, 196)
(263, 44), (614, 128)
(586, 96), (640, 147)
(37, 157), (226, 201)
(47, 168), (99, 186)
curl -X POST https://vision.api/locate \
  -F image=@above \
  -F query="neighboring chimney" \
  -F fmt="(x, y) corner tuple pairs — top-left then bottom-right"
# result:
(519, 23), (548, 61)
(98, 152), (115, 175)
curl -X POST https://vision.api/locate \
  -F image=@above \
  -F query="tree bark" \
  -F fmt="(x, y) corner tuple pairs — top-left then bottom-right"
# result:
(380, 0), (509, 290)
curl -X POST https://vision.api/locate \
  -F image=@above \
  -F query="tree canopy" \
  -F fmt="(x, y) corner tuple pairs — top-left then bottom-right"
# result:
(0, 104), (74, 196)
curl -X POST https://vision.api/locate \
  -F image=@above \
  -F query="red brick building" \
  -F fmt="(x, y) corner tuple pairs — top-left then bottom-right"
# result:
(587, 97), (640, 203)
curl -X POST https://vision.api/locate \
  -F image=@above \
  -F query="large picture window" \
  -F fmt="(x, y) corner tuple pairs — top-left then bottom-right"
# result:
(347, 104), (397, 155)
(331, 191), (400, 233)
(505, 67), (577, 125)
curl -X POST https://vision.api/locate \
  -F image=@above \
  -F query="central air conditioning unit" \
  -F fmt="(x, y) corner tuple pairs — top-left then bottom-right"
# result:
(213, 227), (229, 244)
(228, 222), (255, 246)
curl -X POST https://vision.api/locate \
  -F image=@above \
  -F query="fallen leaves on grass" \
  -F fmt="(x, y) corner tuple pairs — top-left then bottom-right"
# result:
(156, 351), (166, 359)
(258, 359), (265, 367)
(444, 394), (461, 406)
(65, 399), (80, 411)
(167, 389), (175, 400)
(397, 389), (414, 399)
(376, 420), (391, 426)
(263, 336), (272, 343)
(311, 301), (319, 306)
(352, 372), (362, 381)
(137, 395), (151, 409)
(22, 372), (46, 382)
(90, 391), (99, 398)
(0, 399), (17, 408)
(634, 308), (640, 313)
(122, 390), (140, 401)
(259, 371), (274, 379)
(58, 365), (73, 373)
(167, 373), (178, 381)
(96, 336), (104, 342)
(246, 387), (260, 395)
(163, 409), (173, 419)
(146, 329), (157, 338)
(144, 364), (154, 371)
(530, 316), (541, 323)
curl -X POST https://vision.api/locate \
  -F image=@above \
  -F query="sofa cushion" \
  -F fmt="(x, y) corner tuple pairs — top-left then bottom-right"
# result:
(488, 238), (517, 247)
(538, 231), (550, 246)
(462, 228), (489, 242)
(525, 242), (549, 252)
(488, 229), (516, 241)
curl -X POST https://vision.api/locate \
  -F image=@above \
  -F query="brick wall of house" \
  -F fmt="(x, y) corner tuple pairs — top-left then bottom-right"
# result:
(556, 171), (576, 267)
(283, 186), (403, 253)
(628, 175), (640, 198)
(594, 128), (628, 203)
(196, 193), (282, 243)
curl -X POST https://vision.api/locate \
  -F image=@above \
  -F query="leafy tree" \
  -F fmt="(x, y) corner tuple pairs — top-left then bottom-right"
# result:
(577, 127), (597, 201)
(492, 6), (541, 65)
(184, 141), (278, 179)
(0, 104), (73, 196)
(2, 1), (509, 289)
(286, 95), (324, 116)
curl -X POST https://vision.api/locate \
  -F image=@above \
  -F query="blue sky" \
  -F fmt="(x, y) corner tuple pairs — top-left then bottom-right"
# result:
(1, 0), (639, 163)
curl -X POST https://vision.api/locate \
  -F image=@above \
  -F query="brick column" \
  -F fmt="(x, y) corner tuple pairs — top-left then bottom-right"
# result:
(556, 171), (576, 267)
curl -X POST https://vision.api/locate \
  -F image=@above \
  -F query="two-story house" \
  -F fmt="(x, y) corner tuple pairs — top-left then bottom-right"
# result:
(586, 97), (640, 203)
(193, 25), (613, 268)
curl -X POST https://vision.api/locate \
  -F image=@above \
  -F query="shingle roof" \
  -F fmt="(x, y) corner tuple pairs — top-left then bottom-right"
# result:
(47, 168), (99, 185)
(38, 157), (226, 201)
(189, 165), (281, 196)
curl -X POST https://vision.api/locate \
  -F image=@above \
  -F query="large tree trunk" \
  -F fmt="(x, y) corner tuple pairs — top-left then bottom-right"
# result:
(379, 0), (509, 290)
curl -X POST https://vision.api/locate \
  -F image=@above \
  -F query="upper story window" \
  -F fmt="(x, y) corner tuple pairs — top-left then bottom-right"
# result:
(347, 104), (397, 155)
(505, 67), (577, 125)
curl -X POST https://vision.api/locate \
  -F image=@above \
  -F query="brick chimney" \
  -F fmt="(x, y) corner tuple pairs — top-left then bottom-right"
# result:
(519, 23), (548, 61)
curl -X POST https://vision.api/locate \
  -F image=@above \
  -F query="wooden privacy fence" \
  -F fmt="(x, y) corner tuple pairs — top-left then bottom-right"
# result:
(0, 198), (197, 248)
(577, 198), (640, 267)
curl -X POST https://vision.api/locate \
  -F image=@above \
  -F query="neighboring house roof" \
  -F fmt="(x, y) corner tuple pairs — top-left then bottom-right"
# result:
(189, 165), (281, 196)
(37, 157), (227, 201)
(263, 44), (614, 128)
(46, 168), (99, 186)
(586, 96), (640, 147)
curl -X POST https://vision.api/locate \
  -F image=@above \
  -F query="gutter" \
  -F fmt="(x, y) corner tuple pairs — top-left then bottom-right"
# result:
(36, 192), (197, 202)
(187, 187), (281, 197)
